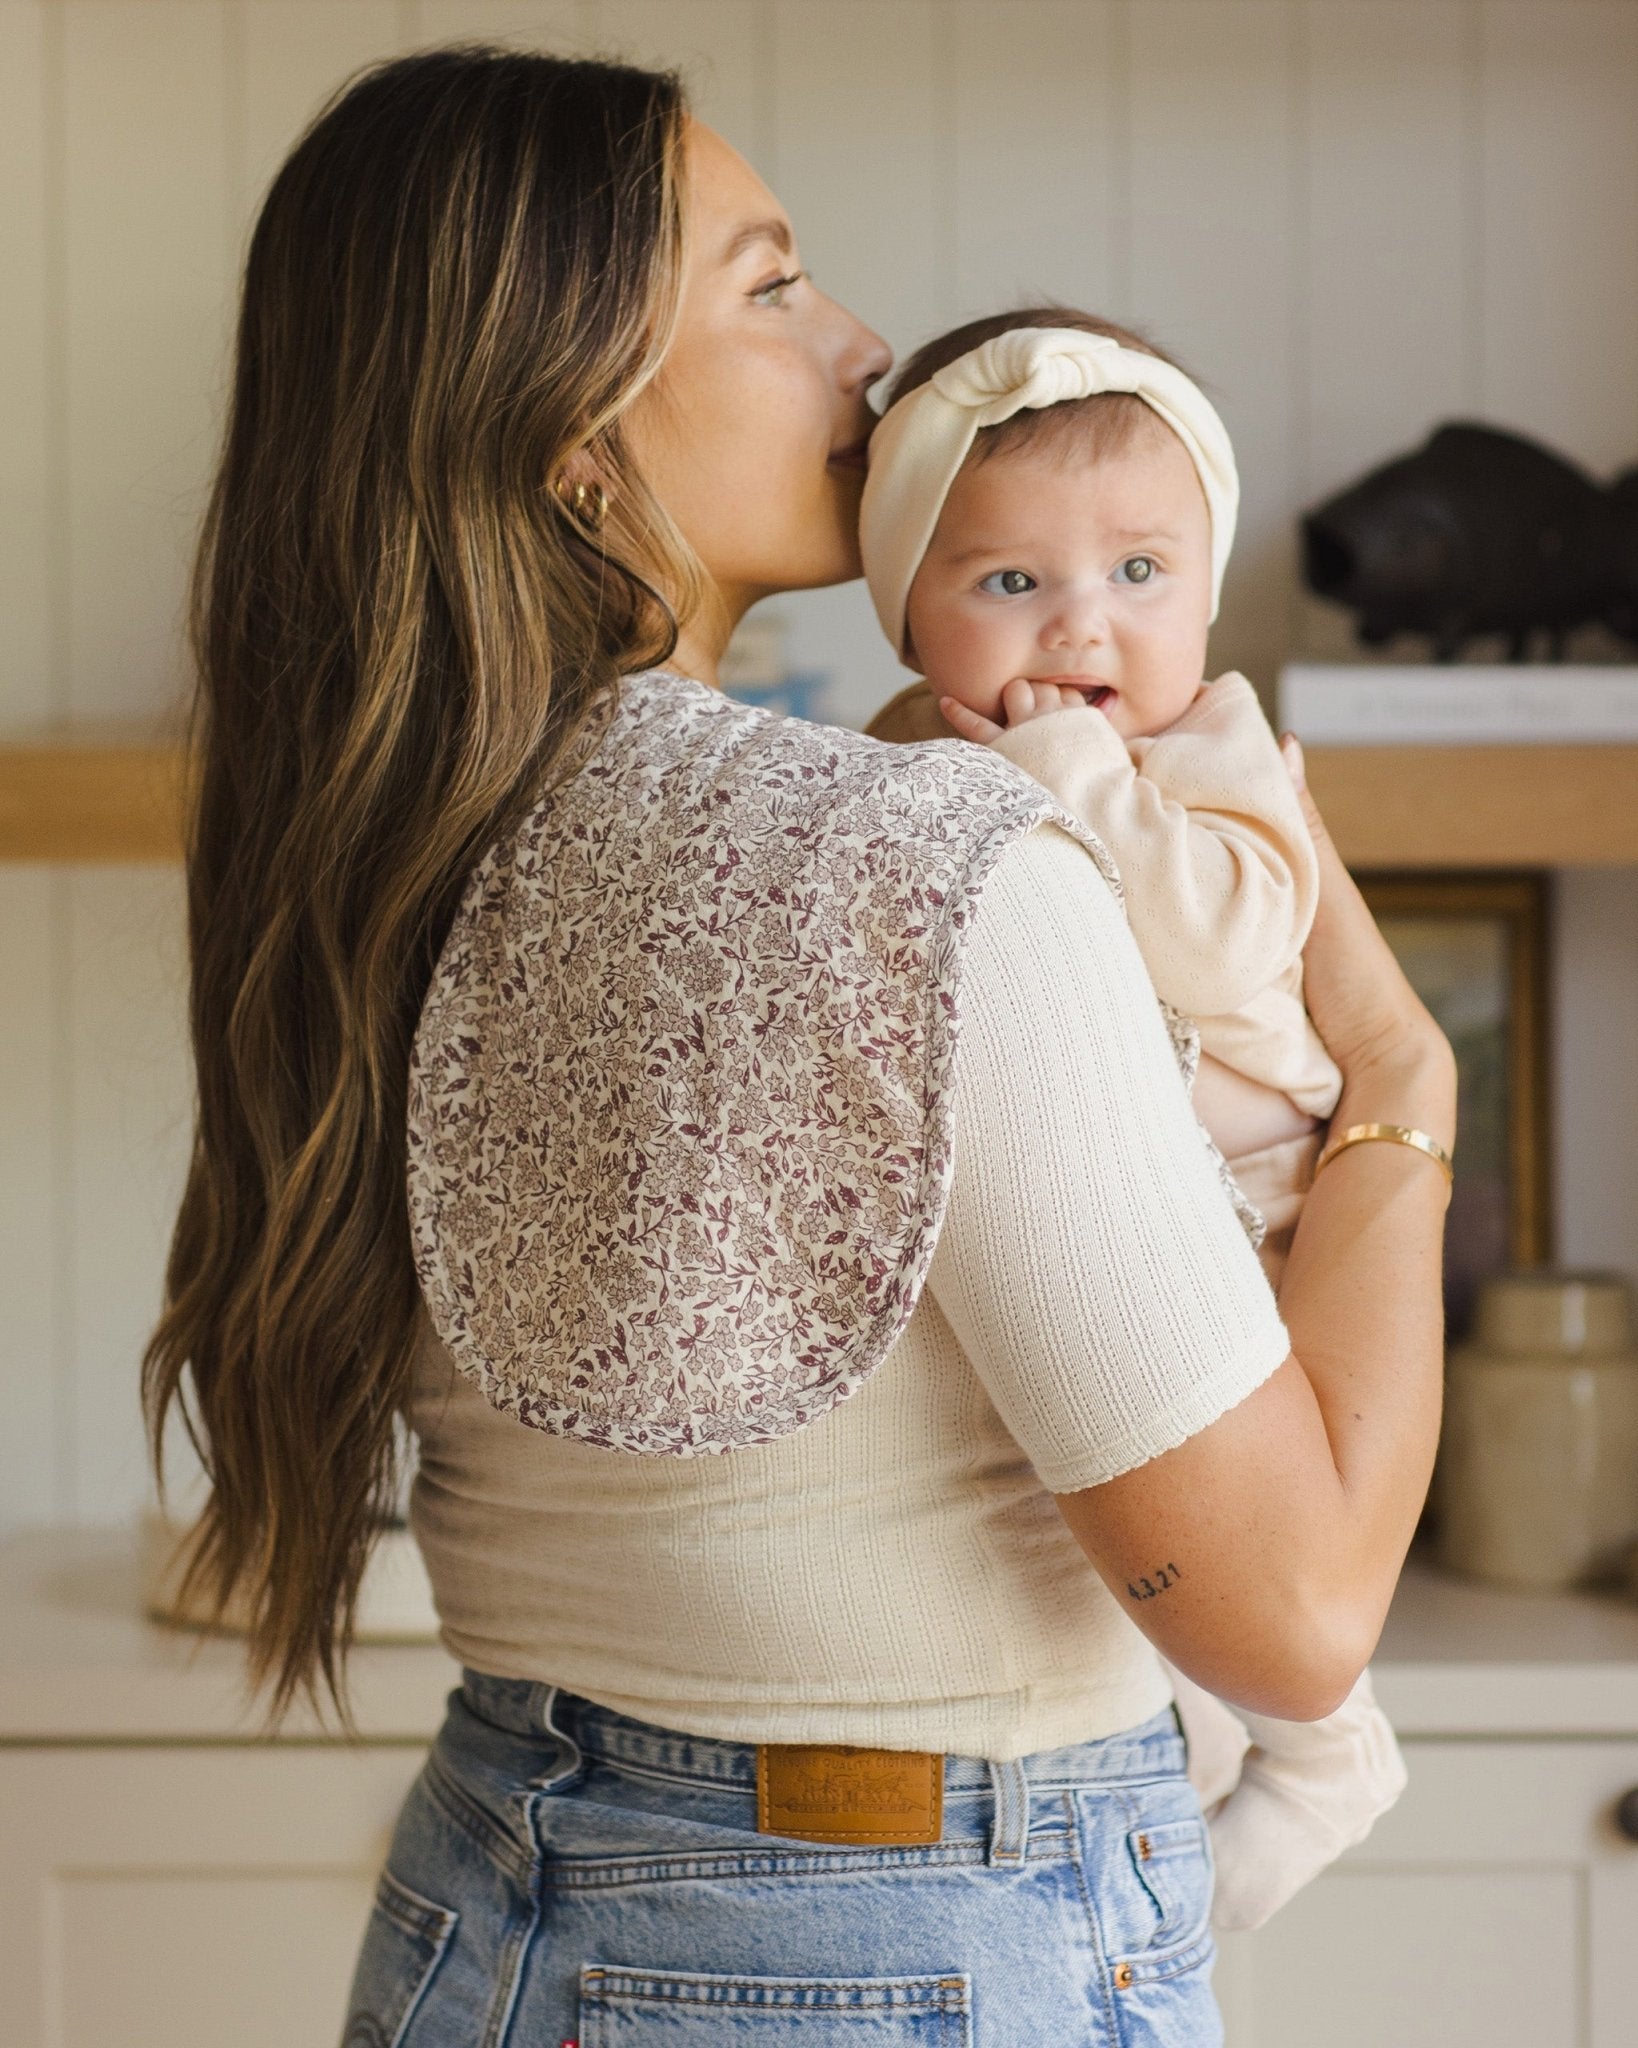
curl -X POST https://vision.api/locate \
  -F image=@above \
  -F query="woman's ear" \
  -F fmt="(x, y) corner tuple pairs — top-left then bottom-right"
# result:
(552, 448), (610, 532)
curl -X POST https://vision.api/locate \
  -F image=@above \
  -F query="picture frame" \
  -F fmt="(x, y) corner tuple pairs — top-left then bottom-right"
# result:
(1358, 871), (1552, 1337)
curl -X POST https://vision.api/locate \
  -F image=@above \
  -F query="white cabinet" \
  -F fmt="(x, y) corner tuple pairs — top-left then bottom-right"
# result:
(1217, 1739), (1638, 2047)
(0, 1530), (457, 2048)
(0, 1745), (428, 2048)
(1214, 1560), (1638, 2048)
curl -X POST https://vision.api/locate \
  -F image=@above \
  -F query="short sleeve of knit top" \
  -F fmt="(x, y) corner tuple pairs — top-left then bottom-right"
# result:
(928, 820), (1292, 1494)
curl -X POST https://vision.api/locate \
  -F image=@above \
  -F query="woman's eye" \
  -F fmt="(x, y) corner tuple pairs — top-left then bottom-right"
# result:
(751, 271), (806, 307)
(979, 569), (1037, 597)
(1116, 555), (1158, 584)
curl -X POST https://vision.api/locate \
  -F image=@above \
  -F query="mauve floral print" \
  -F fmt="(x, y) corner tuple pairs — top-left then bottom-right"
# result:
(406, 670), (1258, 1457)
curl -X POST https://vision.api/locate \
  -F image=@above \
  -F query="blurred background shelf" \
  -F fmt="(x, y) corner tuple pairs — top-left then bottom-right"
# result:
(0, 728), (190, 863)
(3, 730), (1636, 869)
(1303, 743), (1638, 869)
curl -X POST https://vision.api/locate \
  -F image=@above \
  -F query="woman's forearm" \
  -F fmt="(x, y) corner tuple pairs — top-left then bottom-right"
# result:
(1278, 1031), (1458, 1634)
(1052, 1030), (1455, 1720)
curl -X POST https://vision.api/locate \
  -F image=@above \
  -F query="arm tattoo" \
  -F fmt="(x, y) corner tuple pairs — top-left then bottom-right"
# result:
(1125, 1561), (1183, 1603)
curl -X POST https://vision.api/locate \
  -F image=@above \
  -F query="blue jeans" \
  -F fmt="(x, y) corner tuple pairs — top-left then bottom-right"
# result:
(343, 1673), (1221, 2045)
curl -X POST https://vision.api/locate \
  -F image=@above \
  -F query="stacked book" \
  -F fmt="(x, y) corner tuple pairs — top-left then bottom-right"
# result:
(1277, 665), (1638, 745)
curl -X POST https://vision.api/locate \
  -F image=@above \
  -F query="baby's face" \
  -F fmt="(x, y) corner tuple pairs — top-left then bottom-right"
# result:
(904, 423), (1214, 740)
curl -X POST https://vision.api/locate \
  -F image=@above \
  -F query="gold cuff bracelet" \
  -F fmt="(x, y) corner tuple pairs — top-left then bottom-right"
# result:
(1313, 1121), (1455, 1188)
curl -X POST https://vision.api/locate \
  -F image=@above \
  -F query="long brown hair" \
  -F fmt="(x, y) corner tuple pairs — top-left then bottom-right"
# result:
(142, 45), (700, 1720)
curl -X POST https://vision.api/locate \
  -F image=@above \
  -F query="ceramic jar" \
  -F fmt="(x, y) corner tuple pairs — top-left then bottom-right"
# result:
(1437, 1270), (1638, 1592)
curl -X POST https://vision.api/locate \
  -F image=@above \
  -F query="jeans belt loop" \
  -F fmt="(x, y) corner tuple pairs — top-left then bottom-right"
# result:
(986, 1757), (1031, 1867)
(531, 1683), (583, 1791)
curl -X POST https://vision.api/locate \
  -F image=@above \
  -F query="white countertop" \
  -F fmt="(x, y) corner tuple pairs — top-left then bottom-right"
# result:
(7, 1526), (1638, 1745)
(0, 1528), (458, 1743)
(1371, 1551), (1638, 1737)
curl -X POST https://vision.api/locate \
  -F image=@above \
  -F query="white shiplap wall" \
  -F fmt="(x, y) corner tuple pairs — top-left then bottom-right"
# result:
(3, 0), (1637, 1536)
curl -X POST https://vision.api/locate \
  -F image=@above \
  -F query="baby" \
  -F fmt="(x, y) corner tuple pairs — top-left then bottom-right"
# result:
(859, 308), (1404, 1933)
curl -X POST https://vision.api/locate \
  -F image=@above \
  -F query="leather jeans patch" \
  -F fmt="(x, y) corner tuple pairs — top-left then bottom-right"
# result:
(757, 1744), (944, 1846)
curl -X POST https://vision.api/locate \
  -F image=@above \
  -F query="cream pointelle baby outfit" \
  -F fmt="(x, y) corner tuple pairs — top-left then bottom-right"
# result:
(860, 325), (1400, 1930)
(995, 674), (1341, 1117)
(874, 675), (1341, 1112)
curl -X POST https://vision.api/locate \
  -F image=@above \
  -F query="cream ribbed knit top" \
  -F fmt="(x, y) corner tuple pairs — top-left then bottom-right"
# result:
(408, 823), (1291, 1761)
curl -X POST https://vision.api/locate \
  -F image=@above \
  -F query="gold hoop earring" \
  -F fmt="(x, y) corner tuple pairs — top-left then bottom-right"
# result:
(557, 478), (609, 532)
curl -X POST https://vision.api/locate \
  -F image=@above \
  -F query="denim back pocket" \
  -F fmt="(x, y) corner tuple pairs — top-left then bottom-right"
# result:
(579, 1965), (971, 2044)
(340, 1868), (458, 2048)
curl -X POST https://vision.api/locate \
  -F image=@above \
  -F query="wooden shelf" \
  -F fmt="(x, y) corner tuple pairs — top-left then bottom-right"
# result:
(1304, 744), (1638, 869)
(0, 728), (189, 863)
(3, 731), (1637, 868)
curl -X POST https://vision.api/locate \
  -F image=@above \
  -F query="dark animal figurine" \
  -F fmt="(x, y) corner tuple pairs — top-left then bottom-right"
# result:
(1301, 422), (1638, 662)
(1606, 469), (1638, 647)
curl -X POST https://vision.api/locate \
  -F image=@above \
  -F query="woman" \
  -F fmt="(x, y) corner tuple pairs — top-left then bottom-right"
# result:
(143, 45), (1455, 2046)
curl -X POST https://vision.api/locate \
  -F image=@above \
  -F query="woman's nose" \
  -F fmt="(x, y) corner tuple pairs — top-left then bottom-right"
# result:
(856, 328), (894, 399)
(821, 288), (891, 395)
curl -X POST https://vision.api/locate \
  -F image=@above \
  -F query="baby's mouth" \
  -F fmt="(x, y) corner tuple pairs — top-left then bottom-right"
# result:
(1036, 677), (1116, 711)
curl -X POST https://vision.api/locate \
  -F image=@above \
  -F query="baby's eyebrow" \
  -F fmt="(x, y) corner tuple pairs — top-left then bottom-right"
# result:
(938, 527), (1180, 567)
(939, 542), (1020, 566)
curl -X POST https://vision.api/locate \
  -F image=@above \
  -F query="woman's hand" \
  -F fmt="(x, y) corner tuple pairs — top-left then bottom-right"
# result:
(1281, 734), (1454, 1095)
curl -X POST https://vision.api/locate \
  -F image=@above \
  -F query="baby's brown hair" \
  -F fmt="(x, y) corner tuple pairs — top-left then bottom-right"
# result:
(884, 304), (1189, 469)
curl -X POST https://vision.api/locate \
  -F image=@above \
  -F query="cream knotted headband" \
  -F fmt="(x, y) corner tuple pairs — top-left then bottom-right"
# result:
(860, 326), (1240, 663)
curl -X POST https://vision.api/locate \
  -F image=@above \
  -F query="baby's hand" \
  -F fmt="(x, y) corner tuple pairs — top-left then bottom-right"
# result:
(937, 678), (1100, 745)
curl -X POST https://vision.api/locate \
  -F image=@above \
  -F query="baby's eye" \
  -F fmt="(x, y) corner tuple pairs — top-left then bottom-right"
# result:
(751, 270), (806, 307)
(979, 569), (1037, 597)
(1115, 555), (1158, 584)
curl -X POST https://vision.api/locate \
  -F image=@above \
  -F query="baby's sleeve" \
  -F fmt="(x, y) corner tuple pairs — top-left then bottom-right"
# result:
(927, 822), (1290, 1495)
(991, 677), (1318, 1020)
